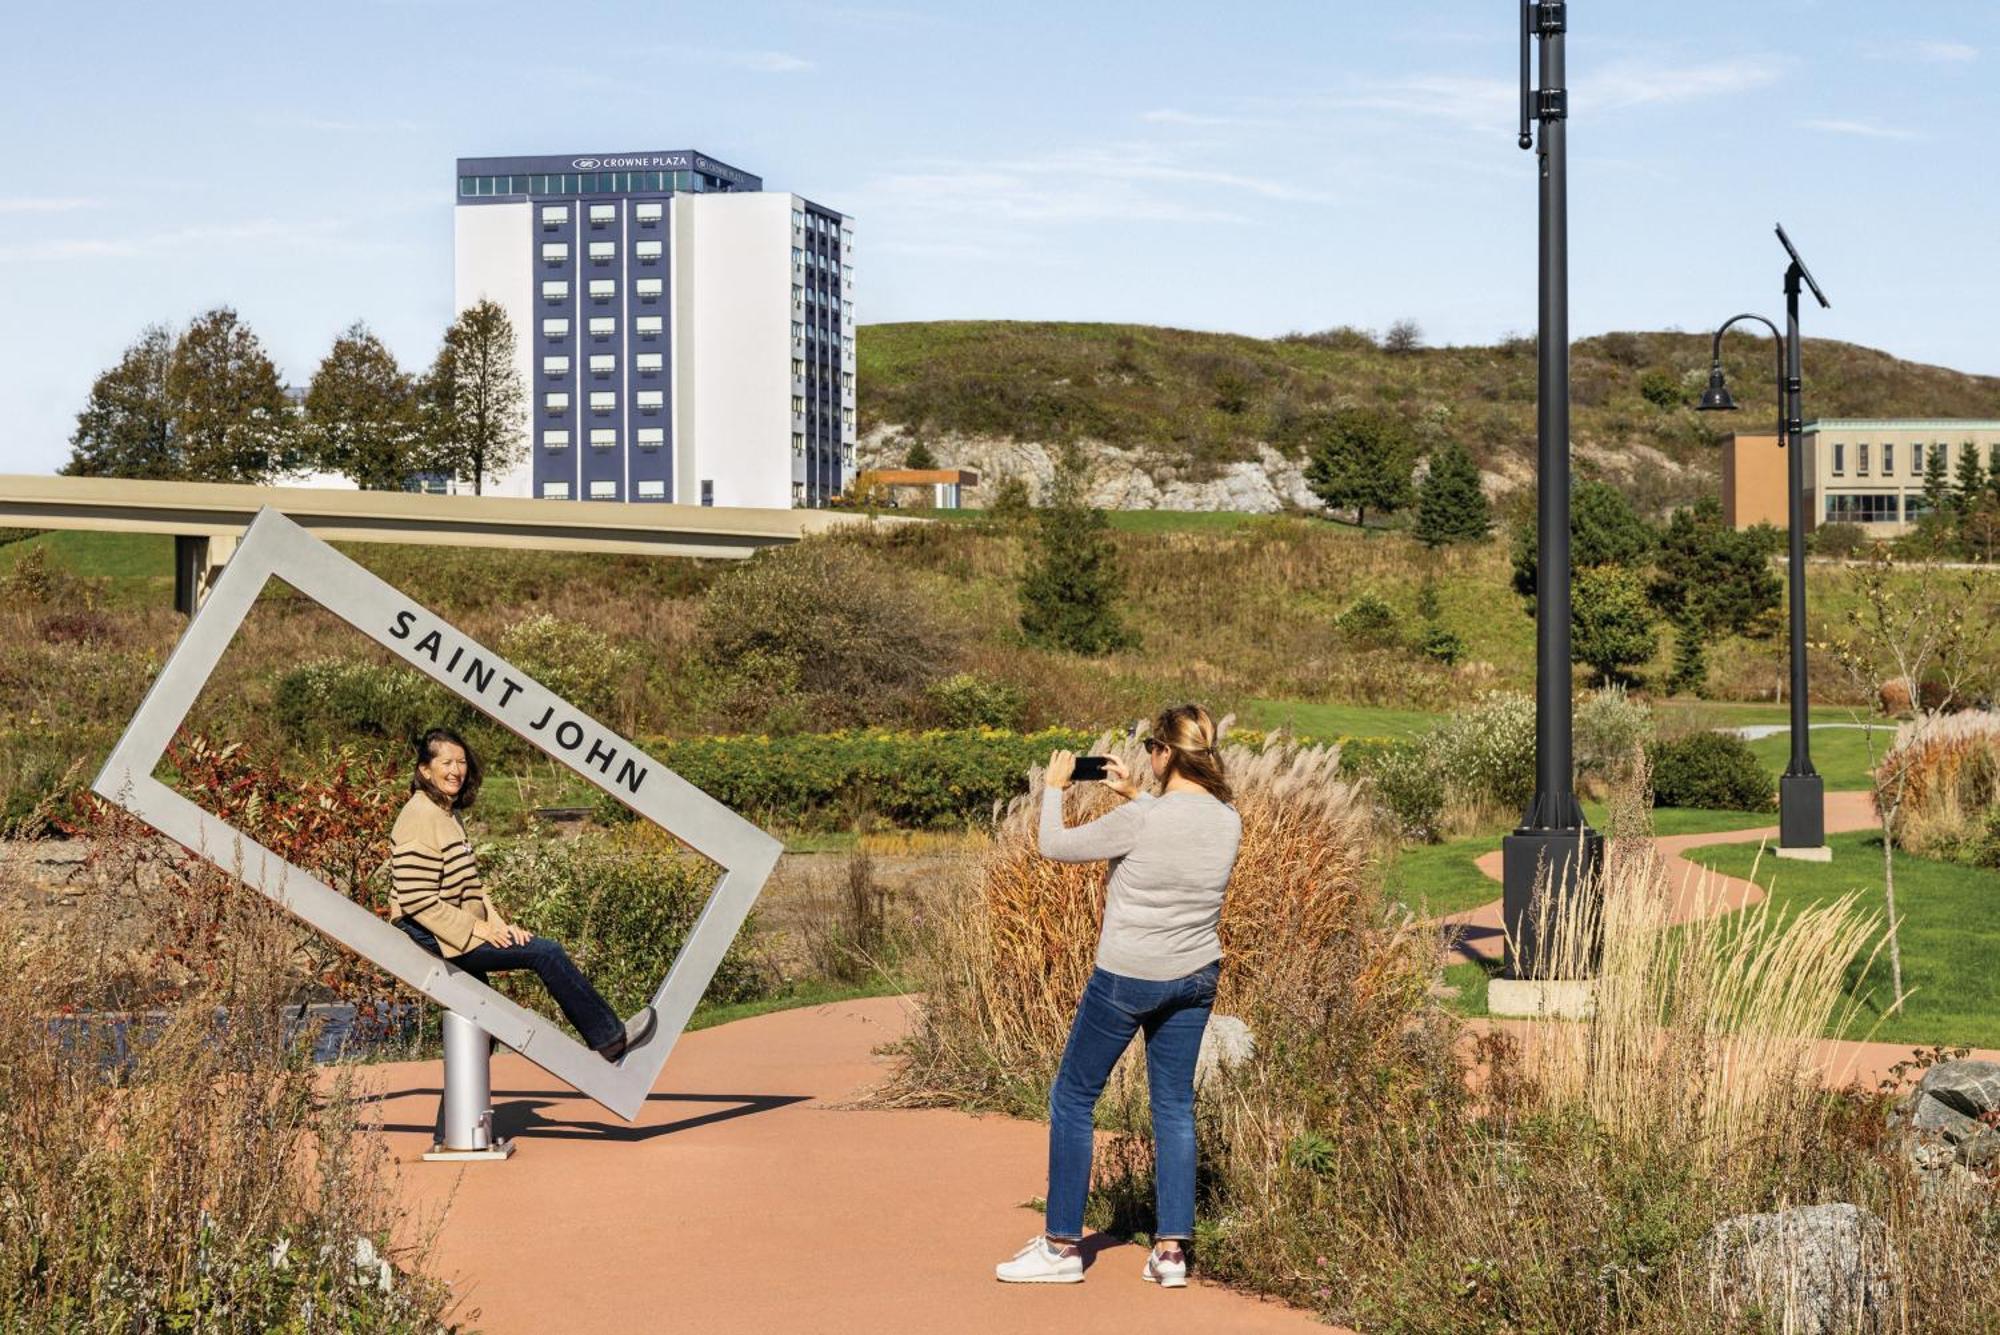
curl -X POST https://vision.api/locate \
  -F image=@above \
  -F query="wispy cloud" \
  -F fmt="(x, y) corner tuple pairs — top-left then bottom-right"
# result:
(1309, 56), (1783, 132)
(1799, 117), (1922, 141)
(654, 44), (813, 73)
(0, 218), (400, 264)
(264, 114), (433, 134)
(0, 197), (98, 215)
(1139, 108), (1277, 129)
(1869, 38), (1977, 64)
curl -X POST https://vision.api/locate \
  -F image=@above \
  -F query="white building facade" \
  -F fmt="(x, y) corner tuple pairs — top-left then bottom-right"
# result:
(453, 151), (855, 509)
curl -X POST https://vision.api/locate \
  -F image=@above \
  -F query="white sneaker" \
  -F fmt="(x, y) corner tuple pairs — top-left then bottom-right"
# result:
(1143, 1247), (1188, 1288)
(995, 1235), (1083, 1284)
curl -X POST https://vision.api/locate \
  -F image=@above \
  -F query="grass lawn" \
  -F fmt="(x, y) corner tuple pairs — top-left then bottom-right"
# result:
(1240, 698), (1441, 740)
(686, 973), (909, 1031)
(1745, 725), (1885, 793)
(1685, 832), (2000, 1048)
(0, 530), (176, 606)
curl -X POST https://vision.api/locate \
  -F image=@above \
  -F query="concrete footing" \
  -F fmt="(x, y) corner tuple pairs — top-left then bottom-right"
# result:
(1487, 978), (1596, 1020)
(1774, 845), (1833, 863)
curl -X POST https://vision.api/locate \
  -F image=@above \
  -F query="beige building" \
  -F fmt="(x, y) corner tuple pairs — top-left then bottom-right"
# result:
(1725, 419), (2000, 536)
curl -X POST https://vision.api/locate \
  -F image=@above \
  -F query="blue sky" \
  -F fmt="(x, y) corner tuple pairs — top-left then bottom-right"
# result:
(3, 1), (1995, 475)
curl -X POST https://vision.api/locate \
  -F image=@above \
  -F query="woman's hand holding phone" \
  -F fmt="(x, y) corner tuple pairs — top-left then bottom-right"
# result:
(1045, 749), (1077, 791)
(1102, 756), (1139, 799)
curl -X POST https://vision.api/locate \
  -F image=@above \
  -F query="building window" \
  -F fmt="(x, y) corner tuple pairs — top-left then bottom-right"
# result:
(1882, 443), (1895, 476)
(542, 481), (571, 499)
(1937, 442), (1950, 473)
(635, 277), (663, 298)
(635, 240), (663, 260)
(636, 390), (664, 411)
(589, 203), (616, 225)
(589, 316), (615, 337)
(636, 315), (663, 336)
(637, 479), (665, 499)
(589, 391), (615, 413)
(544, 392), (569, 412)
(1825, 492), (1901, 525)
(541, 280), (569, 301)
(588, 240), (615, 262)
(1857, 443), (1870, 476)
(792, 395), (806, 414)
(793, 359), (805, 379)
(635, 202), (664, 223)
(792, 432), (805, 456)
(541, 204), (569, 228)
(541, 242), (569, 262)
(542, 356), (570, 376)
(589, 354), (615, 375)
(590, 428), (616, 449)
(543, 429), (570, 450)
(1914, 444), (1928, 476)
(636, 352), (663, 372)
(588, 279), (615, 301)
(543, 317), (570, 339)
(701, 480), (714, 507)
(589, 480), (617, 499)
(637, 427), (665, 449)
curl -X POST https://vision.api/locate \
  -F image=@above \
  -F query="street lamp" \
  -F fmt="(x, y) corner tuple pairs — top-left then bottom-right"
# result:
(1696, 224), (1832, 861)
(1495, 0), (1604, 1007)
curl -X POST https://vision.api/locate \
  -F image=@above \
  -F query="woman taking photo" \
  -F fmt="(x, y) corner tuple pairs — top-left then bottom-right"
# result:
(389, 727), (655, 1062)
(995, 704), (1242, 1290)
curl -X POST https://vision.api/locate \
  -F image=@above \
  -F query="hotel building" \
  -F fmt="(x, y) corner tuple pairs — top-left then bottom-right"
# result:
(454, 151), (855, 508)
(1723, 419), (2000, 536)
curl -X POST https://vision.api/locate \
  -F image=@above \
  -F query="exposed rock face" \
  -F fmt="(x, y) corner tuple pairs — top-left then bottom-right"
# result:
(1918, 1058), (2000, 1119)
(1889, 1059), (2000, 1174)
(1195, 1015), (1254, 1089)
(1702, 1203), (1894, 1335)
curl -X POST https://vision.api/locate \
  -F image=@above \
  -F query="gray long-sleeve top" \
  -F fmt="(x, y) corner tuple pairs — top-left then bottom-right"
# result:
(1038, 785), (1242, 981)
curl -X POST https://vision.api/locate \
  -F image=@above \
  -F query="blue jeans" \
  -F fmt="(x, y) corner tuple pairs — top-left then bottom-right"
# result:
(396, 918), (624, 1052)
(1046, 961), (1219, 1243)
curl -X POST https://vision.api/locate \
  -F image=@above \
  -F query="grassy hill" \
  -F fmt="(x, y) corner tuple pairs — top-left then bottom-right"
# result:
(858, 321), (2000, 485)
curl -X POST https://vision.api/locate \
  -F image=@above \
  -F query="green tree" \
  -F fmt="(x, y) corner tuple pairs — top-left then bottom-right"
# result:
(1649, 496), (1781, 638)
(903, 439), (938, 470)
(164, 307), (295, 482)
(421, 299), (524, 495)
(1952, 440), (1987, 515)
(1303, 408), (1416, 527)
(1571, 565), (1658, 685)
(301, 322), (419, 490)
(1665, 604), (1710, 695)
(1637, 369), (1683, 409)
(1510, 479), (1655, 608)
(1413, 440), (1492, 546)
(61, 325), (176, 479)
(1921, 443), (1952, 516)
(1017, 450), (1131, 654)
(989, 473), (1032, 521)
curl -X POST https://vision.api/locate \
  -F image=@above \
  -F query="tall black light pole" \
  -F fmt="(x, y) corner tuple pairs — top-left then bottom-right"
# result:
(1499, 0), (1602, 988)
(1697, 224), (1831, 858)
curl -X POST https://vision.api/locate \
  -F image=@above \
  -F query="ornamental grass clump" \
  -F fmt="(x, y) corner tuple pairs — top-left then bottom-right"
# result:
(1875, 709), (2000, 862)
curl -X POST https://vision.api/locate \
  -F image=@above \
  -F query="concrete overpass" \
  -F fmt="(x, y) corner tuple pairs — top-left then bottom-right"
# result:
(0, 474), (872, 613)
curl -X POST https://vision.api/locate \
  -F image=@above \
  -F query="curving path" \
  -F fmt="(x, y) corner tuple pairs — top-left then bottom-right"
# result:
(359, 997), (1335, 1335)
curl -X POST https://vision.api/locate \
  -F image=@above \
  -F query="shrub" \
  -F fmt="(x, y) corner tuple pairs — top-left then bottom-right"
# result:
(1637, 368), (1683, 408)
(696, 538), (959, 729)
(498, 612), (633, 724)
(1335, 591), (1399, 648)
(1432, 690), (1538, 815)
(486, 828), (766, 1019)
(1571, 565), (1659, 684)
(1363, 738), (1446, 841)
(1416, 623), (1464, 666)
(1875, 710), (2000, 860)
(1572, 683), (1653, 791)
(273, 657), (463, 751)
(1017, 450), (1131, 655)
(922, 672), (1027, 730)
(1812, 521), (1869, 558)
(1646, 730), (1774, 810)
(988, 473), (1033, 520)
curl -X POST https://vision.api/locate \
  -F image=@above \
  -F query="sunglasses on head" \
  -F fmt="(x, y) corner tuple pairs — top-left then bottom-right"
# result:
(1142, 737), (1168, 755)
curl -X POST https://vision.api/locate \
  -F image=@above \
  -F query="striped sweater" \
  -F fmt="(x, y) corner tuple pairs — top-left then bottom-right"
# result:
(388, 791), (492, 957)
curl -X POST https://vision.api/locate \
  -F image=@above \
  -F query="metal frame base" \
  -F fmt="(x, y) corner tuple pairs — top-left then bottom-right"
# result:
(423, 1141), (516, 1163)
(1779, 771), (1826, 854)
(1499, 827), (1605, 981)
(423, 1010), (514, 1164)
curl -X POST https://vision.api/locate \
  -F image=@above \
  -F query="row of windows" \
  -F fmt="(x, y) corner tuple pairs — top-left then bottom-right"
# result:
(540, 478), (671, 500)
(544, 315), (663, 339)
(542, 428), (667, 450)
(1824, 492), (1904, 525)
(1828, 439), (1993, 479)
(543, 353), (665, 375)
(542, 240), (665, 262)
(464, 170), (730, 198)
(542, 201), (666, 228)
(544, 391), (666, 412)
(542, 278), (664, 301)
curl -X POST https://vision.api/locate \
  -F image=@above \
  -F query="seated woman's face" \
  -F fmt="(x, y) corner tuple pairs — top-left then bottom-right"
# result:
(422, 741), (468, 801)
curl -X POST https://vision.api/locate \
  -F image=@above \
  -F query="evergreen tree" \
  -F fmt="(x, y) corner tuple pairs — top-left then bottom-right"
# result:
(1017, 450), (1131, 654)
(1921, 443), (1952, 516)
(1413, 440), (1492, 546)
(62, 325), (176, 479)
(989, 473), (1032, 521)
(1952, 440), (1987, 514)
(1649, 495), (1781, 639)
(903, 439), (938, 470)
(1666, 604), (1710, 696)
(421, 300), (524, 495)
(1303, 408), (1416, 526)
(1571, 565), (1657, 686)
(164, 307), (295, 482)
(1510, 479), (1655, 609)
(301, 322), (420, 490)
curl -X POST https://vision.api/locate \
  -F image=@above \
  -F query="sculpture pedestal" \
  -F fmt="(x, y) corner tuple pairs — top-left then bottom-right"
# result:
(424, 1010), (516, 1163)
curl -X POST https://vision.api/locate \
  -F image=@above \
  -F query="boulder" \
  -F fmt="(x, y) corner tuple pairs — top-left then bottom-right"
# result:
(1909, 1090), (1985, 1144)
(1195, 1015), (1254, 1089)
(1916, 1059), (2000, 1119)
(1960, 1128), (2000, 1171)
(1703, 1203), (1893, 1335)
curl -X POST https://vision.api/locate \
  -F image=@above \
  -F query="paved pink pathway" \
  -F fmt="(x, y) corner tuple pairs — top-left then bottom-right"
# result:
(359, 997), (1332, 1335)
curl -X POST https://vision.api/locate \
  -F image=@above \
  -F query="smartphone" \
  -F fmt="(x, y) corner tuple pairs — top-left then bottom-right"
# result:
(1070, 756), (1111, 782)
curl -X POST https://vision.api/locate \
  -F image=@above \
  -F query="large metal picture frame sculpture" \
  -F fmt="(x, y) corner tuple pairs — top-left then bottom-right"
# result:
(91, 508), (781, 1121)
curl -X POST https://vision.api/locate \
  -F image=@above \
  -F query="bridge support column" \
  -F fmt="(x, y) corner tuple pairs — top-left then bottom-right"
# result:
(172, 533), (239, 617)
(424, 1010), (516, 1162)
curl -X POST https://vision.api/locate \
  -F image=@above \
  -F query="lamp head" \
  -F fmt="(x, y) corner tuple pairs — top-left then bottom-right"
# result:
(1696, 363), (1737, 413)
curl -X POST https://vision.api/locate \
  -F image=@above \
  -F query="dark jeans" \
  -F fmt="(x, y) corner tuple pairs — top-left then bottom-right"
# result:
(1046, 960), (1219, 1244)
(397, 918), (623, 1052)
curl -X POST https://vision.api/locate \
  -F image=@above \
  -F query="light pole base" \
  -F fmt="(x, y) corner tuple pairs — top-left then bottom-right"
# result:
(1774, 844), (1833, 864)
(1500, 826), (1605, 981)
(1779, 771), (1826, 853)
(1488, 977), (1596, 1019)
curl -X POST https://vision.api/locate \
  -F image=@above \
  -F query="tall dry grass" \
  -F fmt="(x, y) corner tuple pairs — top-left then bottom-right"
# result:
(1875, 709), (2000, 860)
(0, 820), (459, 1332)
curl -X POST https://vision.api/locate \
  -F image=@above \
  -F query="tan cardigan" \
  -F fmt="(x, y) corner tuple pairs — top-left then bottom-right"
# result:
(388, 791), (492, 957)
